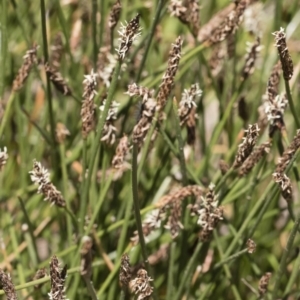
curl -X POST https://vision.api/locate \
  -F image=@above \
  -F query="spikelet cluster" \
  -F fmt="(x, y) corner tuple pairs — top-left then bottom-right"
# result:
(0, 269), (17, 300)
(112, 135), (129, 169)
(119, 254), (132, 289)
(0, 147), (8, 171)
(273, 27), (293, 80)
(258, 272), (272, 297)
(109, 0), (122, 30)
(157, 37), (183, 112)
(233, 124), (260, 168)
(45, 63), (72, 96)
(81, 70), (97, 139)
(49, 256), (68, 300)
(100, 100), (119, 145)
(13, 45), (39, 91)
(129, 269), (153, 300)
(56, 123), (70, 144)
(117, 14), (141, 60)
(29, 160), (66, 207)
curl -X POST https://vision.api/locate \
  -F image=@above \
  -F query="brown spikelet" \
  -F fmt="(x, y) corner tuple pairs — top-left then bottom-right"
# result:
(0, 147), (8, 171)
(168, 0), (188, 24)
(164, 198), (183, 239)
(273, 172), (293, 201)
(219, 160), (229, 175)
(29, 160), (66, 207)
(273, 27), (293, 81)
(100, 100), (119, 145)
(0, 268), (17, 300)
(80, 236), (93, 278)
(258, 272), (271, 297)
(275, 130), (300, 174)
(45, 63), (72, 96)
(50, 32), (64, 70)
(246, 239), (256, 254)
(233, 123), (260, 169)
(117, 14), (141, 60)
(33, 268), (47, 289)
(238, 142), (271, 176)
(157, 36), (183, 112)
(112, 135), (129, 168)
(109, 0), (122, 30)
(267, 62), (281, 103)
(207, 0), (247, 45)
(128, 83), (156, 147)
(241, 37), (261, 81)
(81, 70), (97, 139)
(98, 48), (117, 88)
(56, 123), (70, 144)
(13, 45), (38, 91)
(129, 269), (153, 300)
(49, 256), (67, 300)
(119, 254), (132, 290)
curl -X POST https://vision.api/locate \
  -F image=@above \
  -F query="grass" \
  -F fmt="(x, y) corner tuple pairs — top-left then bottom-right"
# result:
(1, 0), (300, 299)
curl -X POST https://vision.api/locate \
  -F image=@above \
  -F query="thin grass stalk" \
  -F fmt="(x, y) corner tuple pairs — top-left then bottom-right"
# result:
(83, 275), (98, 300)
(99, 0), (105, 48)
(81, 60), (121, 230)
(172, 98), (188, 185)
(284, 249), (300, 296)
(166, 242), (176, 300)
(59, 143), (73, 244)
(0, 92), (15, 137)
(92, 0), (98, 68)
(284, 79), (300, 128)
(18, 197), (40, 265)
(135, 0), (165, 82)
(272, 214), (300, 299)
(0, 0), (7, 98)
(174, 241), (202, 300)
(213, 249), (248, 270)
(132, 144), (150, 269)
(79, 138), (88, 227)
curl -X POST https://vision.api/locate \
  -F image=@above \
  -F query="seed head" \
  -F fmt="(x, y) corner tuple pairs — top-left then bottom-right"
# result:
(50, 32), (64, 71)
(81, 70), (97, 139)
(13, 45), (39, 91)
(258, 272), (271, 297)
(112, 135), (129, 169)
(49, 256), (67, 300)
(157, 36), (183, 112)
(273, 172), (293, 201)
(0, 269), (17, 300)
(56, 123), (70, 144)
(109, 0), (122, 30)
(29, 160), (66, 207)
(117, 14), (141, 60)
(273, 27), (293, 80)
(233, 123), (260, 169)
(129, 269), (153, 300)
(80, 236), (93, 278)
(246, 239), (256, 254)
(119, 254), (132, 289)
(0, 147), (8, 171)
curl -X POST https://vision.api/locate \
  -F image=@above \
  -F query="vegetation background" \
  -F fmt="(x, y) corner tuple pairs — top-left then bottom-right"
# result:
(1, 0), (300, 299)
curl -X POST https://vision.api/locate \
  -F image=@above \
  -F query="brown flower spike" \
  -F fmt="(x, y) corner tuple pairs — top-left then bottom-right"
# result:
(109, 0), (122, 30)
(273, 27), (293, 80)
(49, 256), (67, 300)
(112, 135), (129, 168)
(157, 36), (183, 112)
(129, 269), (153, 300)
(0, 269), (17, 300)
(13, 45), (38, 91)
(119, 253), (132, 289)
(29, 160), (66, 207)
(81, 70), (97, 139)
(117, 14), (141, 60)
(233, 124), (260, 168)
(258, 272), (271, 297)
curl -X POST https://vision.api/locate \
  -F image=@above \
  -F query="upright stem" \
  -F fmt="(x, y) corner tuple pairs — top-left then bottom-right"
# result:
(40, 0), (57, 166)
(131, 144), (150, 269)
(272, 214), (300, 299)
(284, 80), (300, 128)
(92, 0), (98, 68)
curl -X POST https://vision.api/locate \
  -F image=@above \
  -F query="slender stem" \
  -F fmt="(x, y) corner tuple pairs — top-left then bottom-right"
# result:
(135, 0), (165, 82)
(0, 92), (15, 137)
(81, 60), (121, 231)
(92, 0), (98, 68)
(284, 79), (300, 128)
(132, 144), (150, 269)
(172, 98), (188, 185)
(272, 214), (300, 299)
(40, 0), (57, 165)
(284, 249), (300, 295)
(174, 241), (202, 300)
(99, 0), (105, 49)
(213, 249), (248, 270)
(0, 0), (7, 98)
(79, 138), (88, 228)
(83, 275), (99, 300)
(166, 242), (176, 300)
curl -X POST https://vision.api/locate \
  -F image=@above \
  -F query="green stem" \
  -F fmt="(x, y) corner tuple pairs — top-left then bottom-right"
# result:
(132, 144), (150, 269)
(40, 0), (57, 166)
(92, 0), (98, 68)
(166, 242), (176, 300)
(135, 0), (165, 82)
(83, 275), (99, 300)
(81, 60), (121, 233)
(213, 249), (248, 270)
(284, 79), (300, 129)
(0, 0), (7, 98)
(99, 0), (105, 49)
(272, 214), (300, 299)
(174, 241), (202, 300)
(0, 92), (15, 137)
